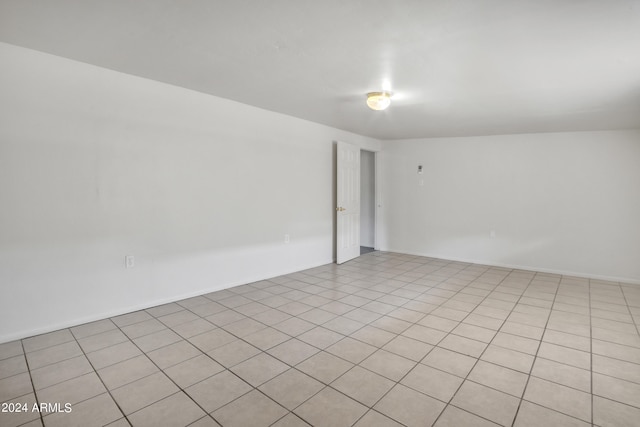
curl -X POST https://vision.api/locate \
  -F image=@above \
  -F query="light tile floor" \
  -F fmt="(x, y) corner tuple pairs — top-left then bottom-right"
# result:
(2, 252), (640, 426)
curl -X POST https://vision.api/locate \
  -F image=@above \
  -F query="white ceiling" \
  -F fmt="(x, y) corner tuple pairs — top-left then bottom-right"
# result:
(1, 0), (639, 140)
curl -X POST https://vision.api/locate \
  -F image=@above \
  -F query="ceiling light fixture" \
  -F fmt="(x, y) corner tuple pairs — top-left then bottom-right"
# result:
(366, 91), (392, 111)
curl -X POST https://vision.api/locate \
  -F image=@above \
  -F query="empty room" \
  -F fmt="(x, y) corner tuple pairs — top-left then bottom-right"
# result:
(1, 1), (640, 427)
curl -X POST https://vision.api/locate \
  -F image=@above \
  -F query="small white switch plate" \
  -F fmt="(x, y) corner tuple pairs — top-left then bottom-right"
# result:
(125, 255), (135, 268)
(284, 234), (290, 244)
(490, 230), (496, 238)
(419, 179), (424, 186)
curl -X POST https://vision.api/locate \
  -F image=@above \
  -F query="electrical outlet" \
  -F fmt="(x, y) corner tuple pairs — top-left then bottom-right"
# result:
(125, 255), (135, 268)
(284, 234), (290, 244)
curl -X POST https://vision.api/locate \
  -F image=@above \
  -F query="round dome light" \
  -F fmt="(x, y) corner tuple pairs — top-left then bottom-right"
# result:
(366, 92), (392, 111)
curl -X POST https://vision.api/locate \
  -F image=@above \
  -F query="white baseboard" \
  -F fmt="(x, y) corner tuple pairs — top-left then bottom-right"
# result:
(381, 247), (640, 285)
(0, 258), (334, 344)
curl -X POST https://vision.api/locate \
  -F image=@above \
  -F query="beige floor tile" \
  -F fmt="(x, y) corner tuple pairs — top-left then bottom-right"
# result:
(350, 326), (396, 347)
(268, 338), (319, 366)
(524, 377), (591, 422)
(70, 319), (116, 340)
(297, 327), (344, 349)
(492, 332), (539, 355)
(273, 317), (316, 336)
(342, 307), (383, 323)
(382, 335), (433, 361)
(452, 323), (497, 343)
(164, 354), (224, 388)
(0, 355), (27, 380)
(531, 357), (590, 392)
(462, 317), (503, 335)
(224, 318), (268, 337)
(370, 316), (412, 334)
(434, 405), (500, 427)
(111, 371), (178, 415)
(298, 308), (337, 325)
(185, 369), (252, 412)
(259, 368), (323, 410)
(22, 330), (75, 353)
(212, 389), (287, 427)
(252, 309), (292, 326)
(593, 372), (640, 408)
(418, 314), (459, 332)
(0, 341), (23, 361)
(97, 355), (158, 390)
(498, 321), (544, 340)
(147, 339), (201, 369)
(77, 329), (129, 353)
(452, 380), (520, 426)
(296, 351), (353, 384)
(353, 410), (403, 427)
(43, 392), (122, 427)
(234, 302), (271, 317)
(277, 301), (314, 316)
(37, 372), (105, 406)
(188, 328), (237, 352)
(481, 345), (534, 373)
(128, 392), (205, 427)
(360, 349), (416, 381)
(231, 353), (289, 387)
(374, 384), (445, 427)
(120, 318), (166, 339)
(593, 396), (640, 427)
(422, 347), (477, 377)
(322, 316), (365, 335)
(468, 360), (528, 397)
(162, 311), (210, 338)
(295, 387), (368, 427)
(542, 329), (590, 352)
(439, 334), (488, 358)
(514, 400), (589, 427)
(272, 413), (312, 427)
(31, 356), (93, 390)
(208, 339), (261, 368)
(26, 341), (83, 370)
(592, 327), (640, 348)
(537, 342), (590, 370)
(326, 337), (376, 364)
(546, 319), (591, 338)
(332, 365), (395, 406)
(593, 354), (640, 384)
(0, 393), (40, 427)
(401, 363), (463, 402)
(157, 310), (200, 327)
(0, 372), (32, 401)
(592, 339), (640, 364)
(145, 303), (183, 318)
(86, 341), (142, 370)
(401, 324), (447, 345)
(205, 310), (246, 327)
(243, 327), (291, 351)
(133, 329), (183, 353)
(189, 301), (227, 318)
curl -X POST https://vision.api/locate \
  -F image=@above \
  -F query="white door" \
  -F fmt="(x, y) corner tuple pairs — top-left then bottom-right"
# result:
(336, 141), (360, 264)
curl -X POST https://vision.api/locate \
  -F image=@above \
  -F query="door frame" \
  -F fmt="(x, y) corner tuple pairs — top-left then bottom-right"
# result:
(334, 141), (380, 263)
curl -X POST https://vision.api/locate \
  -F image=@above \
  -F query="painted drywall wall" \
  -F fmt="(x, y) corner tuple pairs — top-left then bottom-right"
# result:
(360, 151), (375, 247)
(0, 42), (380, 343)
(378, 130), (640, 283)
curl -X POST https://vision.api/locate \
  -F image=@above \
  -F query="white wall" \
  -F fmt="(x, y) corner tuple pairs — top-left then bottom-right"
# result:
(360, 151), (375, 247)
(379, 130), (640, 283)
(0, 42), (380, 343)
